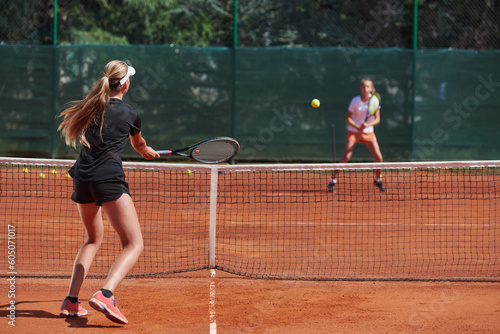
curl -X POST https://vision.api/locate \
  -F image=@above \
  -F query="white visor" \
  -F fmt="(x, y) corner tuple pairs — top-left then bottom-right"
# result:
(119, 66), (136, 85)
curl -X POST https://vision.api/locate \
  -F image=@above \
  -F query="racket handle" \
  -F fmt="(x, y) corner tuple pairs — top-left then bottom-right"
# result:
(157, 150), (172, 156)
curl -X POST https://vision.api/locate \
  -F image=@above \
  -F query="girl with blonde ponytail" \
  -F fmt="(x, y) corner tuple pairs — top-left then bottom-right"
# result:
(328, 78), (386, 192)
(58, 60), (159, 325)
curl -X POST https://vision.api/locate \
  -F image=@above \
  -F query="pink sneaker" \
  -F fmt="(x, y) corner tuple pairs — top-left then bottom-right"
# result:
(60, 298), (88, 317)
(89, 291), (128, 324)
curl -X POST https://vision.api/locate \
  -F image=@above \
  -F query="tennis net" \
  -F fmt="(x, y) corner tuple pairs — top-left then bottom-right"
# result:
(1, 158), (499, 281)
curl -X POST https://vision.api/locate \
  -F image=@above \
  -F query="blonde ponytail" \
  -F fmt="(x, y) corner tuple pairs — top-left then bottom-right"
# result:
(58, 60), (129, 148)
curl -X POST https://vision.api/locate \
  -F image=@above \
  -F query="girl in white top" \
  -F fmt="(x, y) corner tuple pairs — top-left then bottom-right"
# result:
(328, 78), (386, 192)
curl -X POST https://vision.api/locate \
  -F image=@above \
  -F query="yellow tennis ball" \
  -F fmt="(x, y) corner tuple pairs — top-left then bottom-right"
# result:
(65, 173), (71, 179)
(51, 169), (57, 174)
(39, 173), (45, 179)
(311, 99), (320, 108)
(187, 170), (192, 175)
(23, 167), (29, 173)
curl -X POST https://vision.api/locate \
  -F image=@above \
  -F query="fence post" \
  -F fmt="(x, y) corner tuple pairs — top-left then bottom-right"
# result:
(413, 0), (417, 50)
(53, 0), (58, 46)
(230, 0), (238, 144)
(410, 0), (418, 161)
(233, 0), (238, 48)
(50, 0), (58, 158)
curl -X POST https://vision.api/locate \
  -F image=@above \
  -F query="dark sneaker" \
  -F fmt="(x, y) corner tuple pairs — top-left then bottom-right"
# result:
(374, 180), (386, 192)
(327, 181), (335, 192)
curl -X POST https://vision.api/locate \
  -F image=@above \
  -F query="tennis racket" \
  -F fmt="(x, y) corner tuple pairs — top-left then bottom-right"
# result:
(157, 137), (239, 164)
(365, 91), (381, 123)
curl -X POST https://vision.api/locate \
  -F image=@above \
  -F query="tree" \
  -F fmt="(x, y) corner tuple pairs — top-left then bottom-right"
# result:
(1, 0), (499, 48)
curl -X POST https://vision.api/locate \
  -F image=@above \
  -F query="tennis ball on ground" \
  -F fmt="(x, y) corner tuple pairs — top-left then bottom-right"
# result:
(23, 167), (29, 173)
(187, 170), (192, 175)
(65, 173), (71, 179)
(311, 99), (320, 108)
(51, 169), (57, 174)
(39, 173), (45, 179)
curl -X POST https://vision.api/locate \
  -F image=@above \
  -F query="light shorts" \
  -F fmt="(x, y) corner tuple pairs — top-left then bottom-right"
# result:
(71, 178), (130, 206)
(346, 131), (378, 144)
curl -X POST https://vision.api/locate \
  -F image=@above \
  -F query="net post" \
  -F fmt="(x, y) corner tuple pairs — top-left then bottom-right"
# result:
(208, 166), (218, 269)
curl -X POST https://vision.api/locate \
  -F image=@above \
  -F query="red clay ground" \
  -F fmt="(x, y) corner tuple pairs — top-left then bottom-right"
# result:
(1, 163), (499, 332)
(1, 272), (499, 333)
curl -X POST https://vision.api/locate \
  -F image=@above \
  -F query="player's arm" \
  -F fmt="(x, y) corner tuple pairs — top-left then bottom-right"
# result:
(345, 111), (363, 130)
(130, 132), (159, 160)
(363, 109), (381, 127)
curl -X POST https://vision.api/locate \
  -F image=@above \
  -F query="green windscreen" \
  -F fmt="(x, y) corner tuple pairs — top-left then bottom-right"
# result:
(0, 45), (498, 161)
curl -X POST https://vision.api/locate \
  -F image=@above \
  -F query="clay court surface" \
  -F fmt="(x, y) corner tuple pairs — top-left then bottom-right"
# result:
(1, 274), (499, 333)
(1, 162), (499, 332)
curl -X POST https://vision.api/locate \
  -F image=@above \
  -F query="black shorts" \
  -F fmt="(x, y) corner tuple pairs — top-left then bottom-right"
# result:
(71, 178), (130, 206)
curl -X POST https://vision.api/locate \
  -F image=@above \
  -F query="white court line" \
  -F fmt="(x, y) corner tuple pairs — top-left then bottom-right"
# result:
(209, 269), (217, 334)
(284, 221), (490, 228)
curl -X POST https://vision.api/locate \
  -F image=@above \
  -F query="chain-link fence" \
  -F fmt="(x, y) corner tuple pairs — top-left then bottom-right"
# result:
(1, 0), (499, 49)
(0, 0), (54, 45)
(417, 1), (500, 49)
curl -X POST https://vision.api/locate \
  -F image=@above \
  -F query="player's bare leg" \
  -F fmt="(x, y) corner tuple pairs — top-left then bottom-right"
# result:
(88, 194), (143, 325)
(328, 140), (356, 192)
(101, 193), (144, 292)
(67, 204), (104, 298)
(365, 141), (386, 191)
(61, 203), (104, 317)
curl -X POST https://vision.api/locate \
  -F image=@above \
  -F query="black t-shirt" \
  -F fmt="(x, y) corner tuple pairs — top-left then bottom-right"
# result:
(69, 98), (141, 181)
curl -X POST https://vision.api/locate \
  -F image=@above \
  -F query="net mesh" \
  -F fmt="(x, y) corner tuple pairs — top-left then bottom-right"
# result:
(1, 158), (499, 281)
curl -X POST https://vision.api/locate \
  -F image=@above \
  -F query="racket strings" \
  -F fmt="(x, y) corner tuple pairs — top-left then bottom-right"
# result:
(193, 141), (238, 163)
